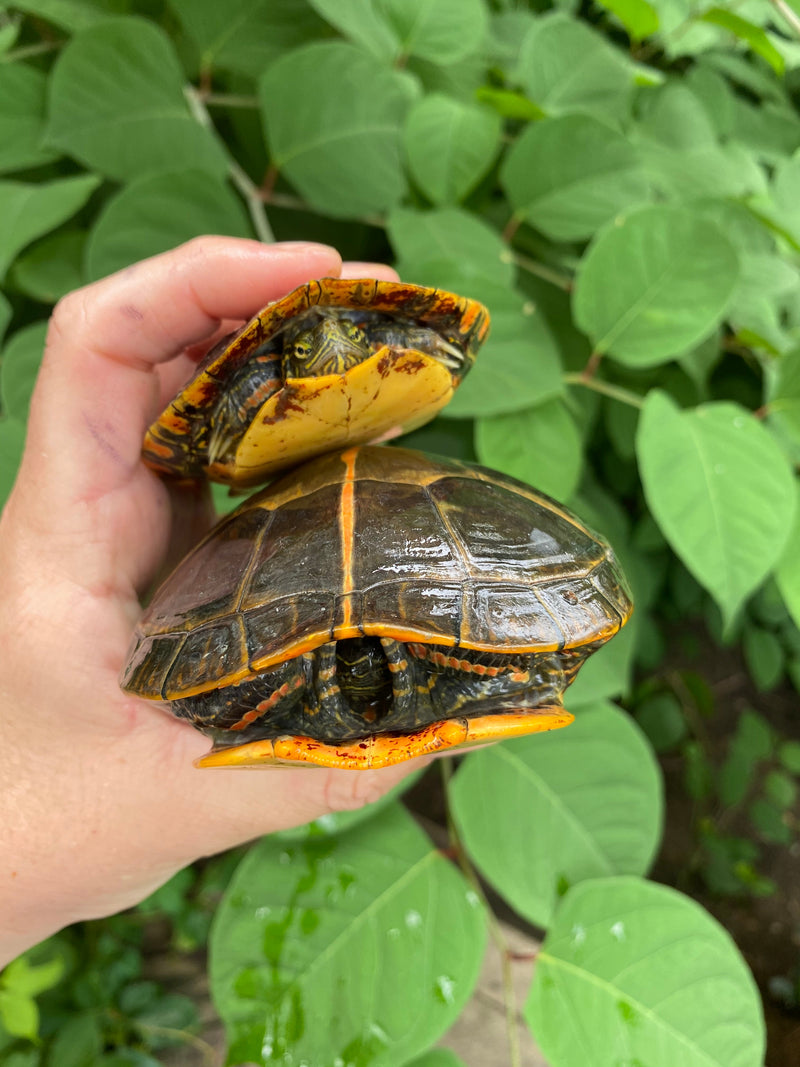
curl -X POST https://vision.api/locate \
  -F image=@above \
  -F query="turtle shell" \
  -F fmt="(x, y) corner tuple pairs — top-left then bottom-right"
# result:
(143, 278), (489, 489)
(121, 446), (633, 769)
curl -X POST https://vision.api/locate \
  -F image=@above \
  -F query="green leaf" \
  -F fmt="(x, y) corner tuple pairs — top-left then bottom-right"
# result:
(0, 322), (46, 421)
(387, 206), (514, 289)
(210, 804), (487, 1066)
(0, 175), (99, 279)
(779, 739), (800, 774)
(517, 13), (634, 121)
(475, 86), (542, 121)
(9, 0), (128, 32)
(0, 990), (37, 1041)
(45, 1012), (103, 1067)
(10, 230), (86, 304)
(1, 954), (64, 997)
(449, 702), (663, 928)
(769, 346), (800, 447)
(742, 623), (784, 692)
(748, 798), (791, 844)
(309, 0), (488, 65)
(476, 398), (582, 501)
(634, 691), (687, 752)
(526, 877), (765, 1067)
(443, 285), (563, 418)
(719, 709), (773, 807)
(0, 419), (26, 510)
(406, 1051), (467, 1067)
(596, 0), (659, 40)
(85, 169), (251, 281)
(404, 94), (501, 206)
(565, 614), (638, 706)
(700, 8), (785, 76)
(636, 392), (796, 627)
(260, 41), (415, 217)
(763, 769), (797, 809)
(44, 18), (227, 181)
(0, 294), (10, 346)
(0, 63), (58, 174)
(167, 0), (327, 77)
(573, 205), (739, 367)
(685, 740), (714, 801)
(502, 114), (649, 242)
(776, 481), (800, 630)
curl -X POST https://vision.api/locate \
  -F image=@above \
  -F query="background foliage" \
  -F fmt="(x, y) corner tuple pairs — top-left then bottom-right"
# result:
(1, 0), (799, 1064)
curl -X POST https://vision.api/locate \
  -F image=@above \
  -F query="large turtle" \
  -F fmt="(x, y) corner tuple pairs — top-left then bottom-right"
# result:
(121, 446), (633, 770)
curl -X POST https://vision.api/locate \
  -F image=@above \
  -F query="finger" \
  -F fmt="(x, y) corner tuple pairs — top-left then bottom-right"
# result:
(22, 237), (343, 509)
(341, 261), (400, 282)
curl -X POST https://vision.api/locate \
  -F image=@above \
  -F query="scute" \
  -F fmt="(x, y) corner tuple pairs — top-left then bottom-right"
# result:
(122, 446), (633, 700)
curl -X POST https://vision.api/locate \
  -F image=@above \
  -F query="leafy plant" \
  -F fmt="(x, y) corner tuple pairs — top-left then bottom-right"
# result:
(2, 0), (800, 1064)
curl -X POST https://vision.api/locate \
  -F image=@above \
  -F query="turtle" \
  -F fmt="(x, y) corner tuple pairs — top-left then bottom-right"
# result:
(142, 278), (489, 489)
(121, 445), (633, 770)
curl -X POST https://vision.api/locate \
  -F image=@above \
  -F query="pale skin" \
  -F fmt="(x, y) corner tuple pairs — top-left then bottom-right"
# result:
(0, 237), (429, 968)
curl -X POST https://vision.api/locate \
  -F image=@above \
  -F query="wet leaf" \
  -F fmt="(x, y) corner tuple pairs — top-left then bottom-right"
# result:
(527, 877), (765, 1067)
(210, 804), (487, 1066)
(387, 206), (514, 288)
(449, 702), (662, 928)
(637, 392), (795, 628)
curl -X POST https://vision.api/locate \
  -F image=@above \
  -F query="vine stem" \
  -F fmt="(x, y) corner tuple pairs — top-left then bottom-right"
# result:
(510, 252), (572, 292)
(771, 0), (800, 37)
(0, 39), (61, 62)
(184, 85), (275, 244)
(562, 372), (645, 408)
(200, 93), (260, 109)
(439, 759), (523, 1067)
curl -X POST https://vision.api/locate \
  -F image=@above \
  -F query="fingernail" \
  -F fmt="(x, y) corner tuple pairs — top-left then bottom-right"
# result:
(270, 241), (340, 255)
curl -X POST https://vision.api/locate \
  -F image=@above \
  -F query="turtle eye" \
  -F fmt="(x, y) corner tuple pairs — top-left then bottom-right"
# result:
(292, 341), (313, 360)
(343, 321), (366, 344)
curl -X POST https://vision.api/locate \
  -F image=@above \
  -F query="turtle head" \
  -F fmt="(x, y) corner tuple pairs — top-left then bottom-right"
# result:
(284, 314), (370, 378)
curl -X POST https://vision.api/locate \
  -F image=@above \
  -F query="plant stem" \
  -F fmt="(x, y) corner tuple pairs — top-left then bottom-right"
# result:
(200, 93), (260, 109)
(562, 372), (645, 408)
(184, 85), (275, 244)
(439, 759), (523, 1067)
(0, 39), (61, 61)
(771, 0), (800, 38)
(511, 252), (572, 292)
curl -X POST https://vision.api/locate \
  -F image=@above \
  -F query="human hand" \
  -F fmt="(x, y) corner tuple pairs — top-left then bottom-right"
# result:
(0, 237), (424, 966)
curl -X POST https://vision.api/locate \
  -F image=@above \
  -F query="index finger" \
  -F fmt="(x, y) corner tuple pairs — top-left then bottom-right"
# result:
(23, 237), (343, 508)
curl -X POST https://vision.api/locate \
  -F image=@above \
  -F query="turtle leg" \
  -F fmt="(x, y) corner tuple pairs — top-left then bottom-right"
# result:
(306, 641), (372, 738)
(377, 637), (428, 732)
(207, 352), (282, 465)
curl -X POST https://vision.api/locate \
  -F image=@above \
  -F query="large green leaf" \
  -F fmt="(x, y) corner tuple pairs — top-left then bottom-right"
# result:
(260, 41), (416, 217)
(0, 294), (10, 346)
(0, 63), (58, 174)
(85, 169), (251, 281)
(309, 0), (488, 65)
(387, 206), (514, 288)
(449, 703), (663, 929)
(404, 94), (501, 206)
(0, 175), (99, 279)
(637, 391), (796, 628)
(517, 12), (634, 120)
(476, 398), (582, 501)
(210, 804), (487, 1066)
(167, 0), (327, 77)
(573, 205), (739, 367)
(44, 18), (227, 181)
(502, 114), (650, 241)
(526, 878), (765, 1067)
